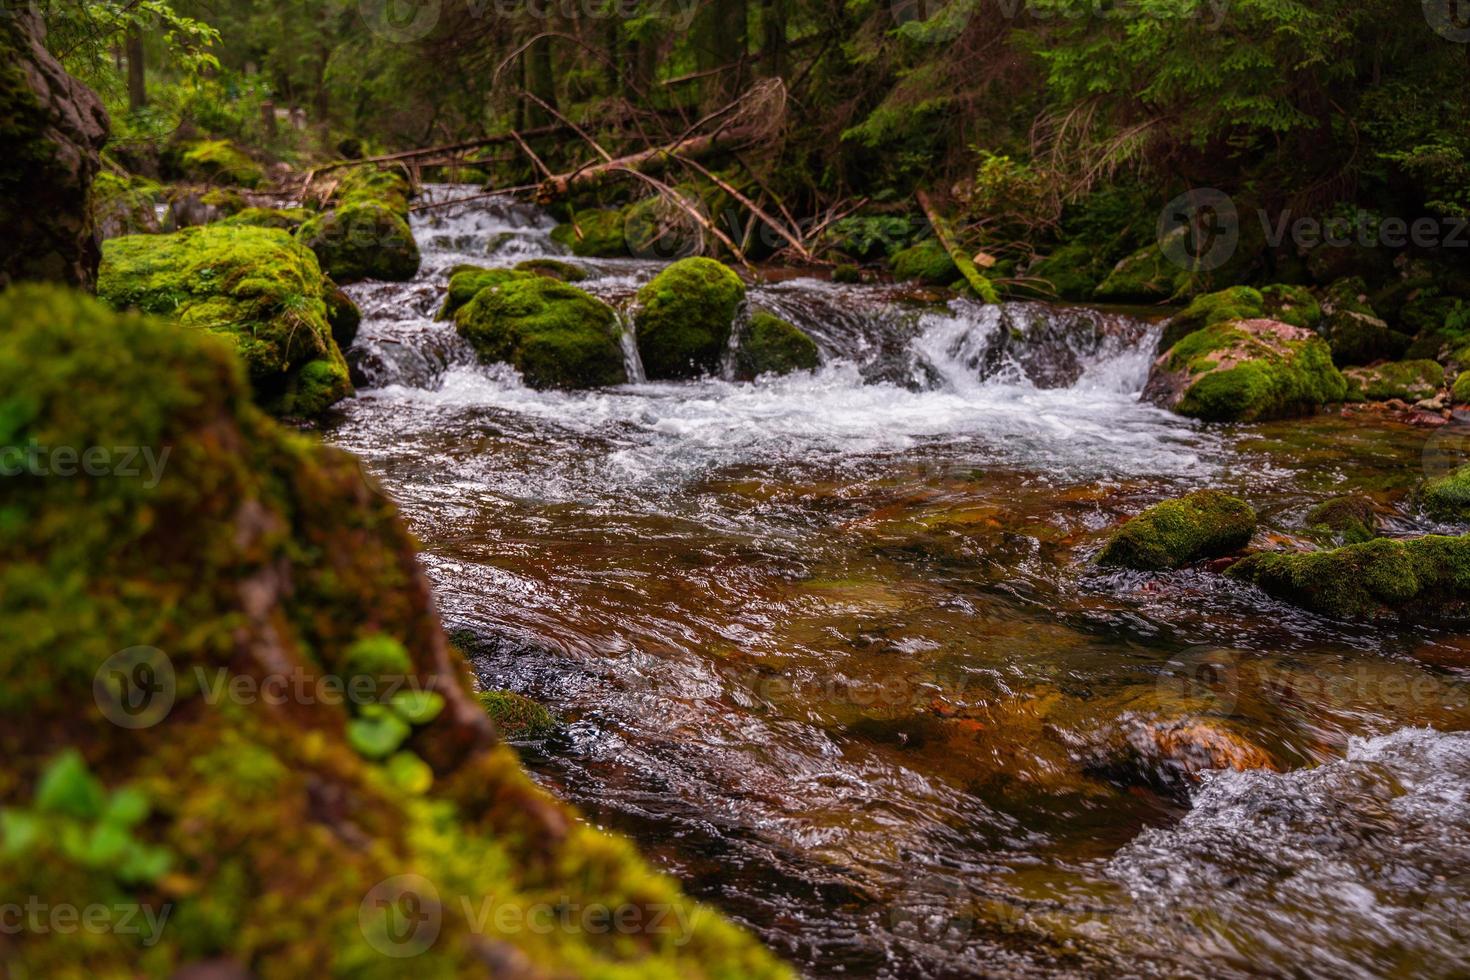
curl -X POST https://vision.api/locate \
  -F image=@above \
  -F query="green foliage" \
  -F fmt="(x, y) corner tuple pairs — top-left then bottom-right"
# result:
(824, 215), (915, 261)
(552, 209), (629, 258)
(456, 277), (627, 389)
(1097, 490), (1257, 570)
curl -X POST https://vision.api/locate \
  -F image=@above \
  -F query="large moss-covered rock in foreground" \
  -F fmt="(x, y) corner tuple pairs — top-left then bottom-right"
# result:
(0, 284), (787, 979)
(1227, 534), (1470, 622)
(1143, 318), (1347, 422)
(1, 9), (109, 289)
(736, 312), (820, 379)
(455, 276), (627, 388)
(1097, 490), (1257, 570)
(1421, 465), (1470, 522)
(98, 224), (351, 417)
(635, 257), (746, 379)
(1343, 359), (1444, 402)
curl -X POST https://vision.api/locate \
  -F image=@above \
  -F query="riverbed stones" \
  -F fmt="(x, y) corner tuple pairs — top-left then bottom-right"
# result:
(296, 167), (420, 283)
(1144, 318), (1347, 422)
(1097, 490), (1257, 570)
(1227, 534), (1470, 621)
(454, 276), (627, 389)
(634, 257), (746, 379)
(98, 224), (352, 417)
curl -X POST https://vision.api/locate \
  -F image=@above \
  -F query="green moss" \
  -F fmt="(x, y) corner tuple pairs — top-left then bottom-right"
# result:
(832, 264), (862, 284)
(1319, 277), (1411, 366)
(91, 171), (163, 240)
(456, 277), (627, 389)
(634, 257), (746, 379)
(1305, 494), (1380, 545)
(515, 257), (587, 282)
(178, 139), (265, 188)
(477, 690), (557, 738)
(97, 224), (351, 417)
(1342, 359), (1444, 401)
(1097, 490), (1257, 570)
(218, 207), (312, 232)
(1227, 534), (1470, 621)
(1161, 321), (1347, 422)
(323, 282), (361, 348)
(1259, 284), (1321, 330)
(1454, 370), (1470, 405)
(0, 284), (788, 978)
(736, 313), (820, 379)
(1421, 465), (1470, 522)
(1029, 243), (1106, 300)
(331, 166), (411, 213)
(890, 239), (956, 286)
(551, 209), (627, 257)
(1093, 239), (1187, 302)
(296, 202), (420, 284)
(1160, 286), (1263, 351)
(438, 265), (532, 320)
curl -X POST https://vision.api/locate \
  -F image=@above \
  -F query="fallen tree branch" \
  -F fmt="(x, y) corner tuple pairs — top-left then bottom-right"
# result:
(917, 189), (999, 304)
(535, 125), (762, 202)
(612, 168), (755, 275)
(672, 154), (813, 262)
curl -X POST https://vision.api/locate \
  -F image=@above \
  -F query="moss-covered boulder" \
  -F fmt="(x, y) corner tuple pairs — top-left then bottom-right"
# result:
(1319, 277), (1411, 366)
(1159, 286), (1264, 352)
(1227, 534), (1470, 622)
(455, 276), (627, 389)
(437, 264), (533, 320)
(1143, 318), (1347, 422)
(91, 171), (163, 240)
(177, 138), (265, 188)
(890, 238), (956, 286)
(218, 206), (312, 231)
(1260, 283), (1321, 330)
(1454, 370), (1470, 405)
(1097, 490), (1257, 570)
(634, 257), (746, 379)
(1343, 359), (1445, 402)
(1421, 465), (1470, 522)
(1029, 243), (1107, 301)
(98, 224), (352, 417)
(551, 208), (627, 257)
(1305, 495), (1380, 545)
(324, 282), (362, 349)
(736, 312), (820, 379)
(296, 202), (419, 284)
(477, 690), (557, 738)
(331, 166), (413, 212)
(1, 9), (109, 289)
(0, 284), (788, 979)
(1093, 238), (1184, 302)
(515, 257), (587, 282)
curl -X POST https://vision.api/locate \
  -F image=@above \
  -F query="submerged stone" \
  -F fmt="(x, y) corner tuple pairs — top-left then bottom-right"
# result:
(97, 224), (351, 417)
(634, 257), (746, 379)
(455, 276), (627, 389)
(1227, 534), (1470, 621)
(1097, 490), (1257, 570)
(736, 312), (820, 379)
(1143, 318), (1347, 422)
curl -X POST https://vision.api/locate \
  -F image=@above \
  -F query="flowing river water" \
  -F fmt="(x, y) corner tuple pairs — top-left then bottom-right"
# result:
(327, 187), (1470, 978)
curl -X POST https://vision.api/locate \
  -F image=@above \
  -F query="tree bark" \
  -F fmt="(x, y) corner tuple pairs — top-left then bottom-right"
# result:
(125, 28), (146, 110)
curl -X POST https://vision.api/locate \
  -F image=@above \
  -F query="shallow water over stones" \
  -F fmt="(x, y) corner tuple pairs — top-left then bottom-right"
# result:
(326, 186), (1470, 978)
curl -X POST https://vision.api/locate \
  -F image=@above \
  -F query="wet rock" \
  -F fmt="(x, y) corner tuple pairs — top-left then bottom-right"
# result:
(98, 224), (352, 417)
(634, 257), (746, 379)
(1319, 277), (1411, 366)
(0, 9), (109, 288)
(455, 276), (627, 389)
(1420, 466), (1470, 522)
(477, 690), (557, 738)
(324, 282), (362, 349)
(736, 312), (820, 379)
(1344, 359), (1444, 402)
(1144, 318), (1347, 422)
(1227, 534), (1470, 621)
(91, 171), (163, 240)
(297, 167), (420, 283)
(514, 257), (587, 282)
(1097, 490), (1257, 571)
(437, 264), (533, 320)
(1304, 494), (1380, 545)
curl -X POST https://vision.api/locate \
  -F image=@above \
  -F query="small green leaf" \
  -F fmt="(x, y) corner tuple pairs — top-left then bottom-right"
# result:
(102, 787), (150, 828)
(35, 751), (106, 820)
(118, 844), (172, 885)
(82, 822), (132, 866)
(385, 752), (433, 795)
(0, 810), (41, 855)
(387, 690), (444, 726)
(347, 712), (411, 759)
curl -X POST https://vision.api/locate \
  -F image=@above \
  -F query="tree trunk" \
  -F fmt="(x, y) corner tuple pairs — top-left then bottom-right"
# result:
(692, 0), (748, 107)
(125, 28), (146, 111)
(761, 0), (786, 77)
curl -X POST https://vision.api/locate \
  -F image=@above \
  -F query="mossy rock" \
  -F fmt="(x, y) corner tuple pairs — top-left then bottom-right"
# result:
(438, 265), (533, 320)
(1305, 494), (1380, 545)
(1093, 236), (1187, 302)
(736, 312), (820, 379)
(455, 276), (627, 389)
(324, 282), (362, 349)
(1159, 286), (1264, 352)
(890, 239), (956, 286)
(91, 171), (163, 240)
(218, 207), (312, 232)
(1343, 359), (1444, 402)
(1421, 465), (1470, 522)
(634, 257), (746, 379)
(296, 202), (420, 284)
(1029, 243), (1107, 301)
(1097, 490), (1257, 570)
(1319, 277), (1411, 366)
(477, 690), (557, 738)
(1143, 319), (1348, 423)
(178, 139), (265, 188)
(0, 284), (788, 978)
(515, 257), (587, 282)
(1227, 534), (1470, 622)
(1454, 370), (1470, 405)
(97, 224), (352, 418)
(550, 209), (627, 257)
(1259, 284), (1322, 330)
(832, 264), (862, 284)
(330, 166), (411, 212)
